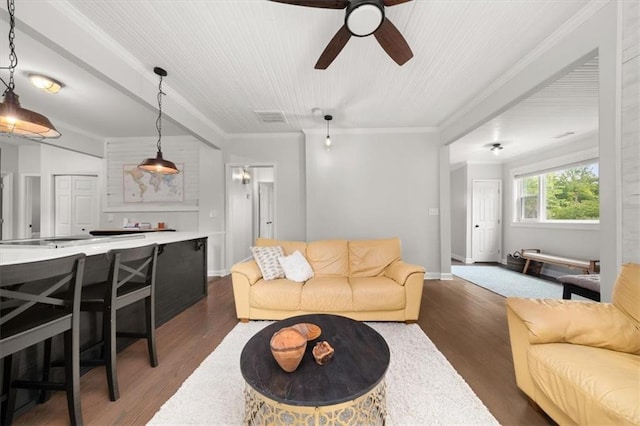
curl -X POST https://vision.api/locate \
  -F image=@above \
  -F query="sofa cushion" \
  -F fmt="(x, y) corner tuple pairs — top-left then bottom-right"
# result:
(528, 343), (640, 425)
(349, 238), (401, 277)
(250, 279), (302, 311)
(350, 277), (405, 311)
(278, 250), (314, 283)
(506, 298), (640, 354)
(251, 246), (285, 280)
(300, 277), (353, 312)
(256, 238), (307, 256)
(306, 240), (349, 277)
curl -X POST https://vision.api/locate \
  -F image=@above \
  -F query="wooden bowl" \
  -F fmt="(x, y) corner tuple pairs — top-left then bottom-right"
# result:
(270, 327), (307, 372)
(291, 323), (322, 341)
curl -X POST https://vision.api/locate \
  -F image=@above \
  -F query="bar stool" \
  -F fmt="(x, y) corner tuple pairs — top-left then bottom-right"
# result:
(79, 244), (159, 401)
(1, 254), (86, 426)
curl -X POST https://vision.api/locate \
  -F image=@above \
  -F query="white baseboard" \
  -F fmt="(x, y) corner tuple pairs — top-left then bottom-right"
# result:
(451, 253), (474, 264)
(424, 272), (442, 280)
(208, 269), (228, 278)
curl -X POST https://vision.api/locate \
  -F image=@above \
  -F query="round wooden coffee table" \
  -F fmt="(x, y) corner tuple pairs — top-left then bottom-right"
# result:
(240, 314), (390, 425)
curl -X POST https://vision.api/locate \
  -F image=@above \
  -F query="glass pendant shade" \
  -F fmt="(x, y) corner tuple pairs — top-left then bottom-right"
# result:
(138, 150), (179, 175)
(0, 89), (61, 139)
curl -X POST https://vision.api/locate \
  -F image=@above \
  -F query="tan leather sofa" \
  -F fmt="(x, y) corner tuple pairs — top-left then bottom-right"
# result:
(231, 237), (425, 322)
(506, 263), (640, 425)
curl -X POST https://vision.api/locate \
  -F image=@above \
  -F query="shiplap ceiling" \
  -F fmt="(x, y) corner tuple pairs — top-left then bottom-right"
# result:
(0, 0), (597, 163)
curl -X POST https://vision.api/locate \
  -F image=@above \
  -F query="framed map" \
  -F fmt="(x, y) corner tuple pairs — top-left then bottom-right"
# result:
(123, 164), (184, 203)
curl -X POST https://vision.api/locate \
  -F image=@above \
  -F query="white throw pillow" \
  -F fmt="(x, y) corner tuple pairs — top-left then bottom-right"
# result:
(251, 246), (285, 280)
(278, 250), (314, 283)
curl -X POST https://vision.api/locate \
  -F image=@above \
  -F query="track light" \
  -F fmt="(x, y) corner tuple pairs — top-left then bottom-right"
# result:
(324, 115), (333, 149)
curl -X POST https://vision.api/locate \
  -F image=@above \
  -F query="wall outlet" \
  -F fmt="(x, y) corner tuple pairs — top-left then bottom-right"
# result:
(209, 209), (217, 218)
(107, 213), (114, 222)
(428, 208), (440, 216)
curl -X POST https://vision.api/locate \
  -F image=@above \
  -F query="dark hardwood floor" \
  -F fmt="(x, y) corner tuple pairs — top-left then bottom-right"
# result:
(13, 275), (553, 425)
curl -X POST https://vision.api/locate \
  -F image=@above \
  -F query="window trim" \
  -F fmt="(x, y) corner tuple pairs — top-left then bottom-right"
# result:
(511, 147), (599, 226)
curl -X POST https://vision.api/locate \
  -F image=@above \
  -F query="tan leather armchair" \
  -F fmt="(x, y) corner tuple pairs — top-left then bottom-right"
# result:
(506, 263), (640, 425)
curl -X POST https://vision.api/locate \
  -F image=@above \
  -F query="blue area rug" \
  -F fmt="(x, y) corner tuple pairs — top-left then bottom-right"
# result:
(451, 265), (563, 299)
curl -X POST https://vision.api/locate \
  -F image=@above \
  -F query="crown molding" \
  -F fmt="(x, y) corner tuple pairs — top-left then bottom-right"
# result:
(302, 127), (439, 136)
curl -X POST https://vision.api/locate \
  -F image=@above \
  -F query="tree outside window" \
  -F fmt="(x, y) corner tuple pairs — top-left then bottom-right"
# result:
(515, 161), (599, 223)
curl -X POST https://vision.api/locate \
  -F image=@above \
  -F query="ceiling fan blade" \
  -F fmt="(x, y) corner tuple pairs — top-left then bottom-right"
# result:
(268, 0), (348, 9)
(383, 0), (413, 6)
(373, 18), (413, 66)
(315, 25), (352, 69)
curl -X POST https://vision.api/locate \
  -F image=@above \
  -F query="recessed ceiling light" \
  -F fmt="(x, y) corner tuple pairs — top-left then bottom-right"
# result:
(28, 74), (63, 94)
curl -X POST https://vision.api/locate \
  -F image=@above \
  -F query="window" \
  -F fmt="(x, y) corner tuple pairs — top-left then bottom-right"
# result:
(514, 161), (599, 223)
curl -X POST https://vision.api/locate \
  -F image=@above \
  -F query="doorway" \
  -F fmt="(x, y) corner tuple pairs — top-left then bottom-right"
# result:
(226, 164), (276, 268)
(471, 179), (502, 262)
(20, 174), (41, 238)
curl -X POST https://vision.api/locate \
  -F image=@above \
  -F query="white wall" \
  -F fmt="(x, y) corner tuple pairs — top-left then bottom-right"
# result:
(305, 130), (441, 275)
(440, 2), (621, 300)
(450, 165), (467, 262)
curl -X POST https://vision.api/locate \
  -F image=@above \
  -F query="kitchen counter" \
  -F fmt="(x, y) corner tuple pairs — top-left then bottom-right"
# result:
(1, 231), (209, 414)
(0, 231), (206, 265)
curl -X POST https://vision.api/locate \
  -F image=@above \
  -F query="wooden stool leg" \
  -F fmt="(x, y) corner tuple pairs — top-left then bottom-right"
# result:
(145, 296), (158, 367)
(3, 354), (20, 426)
(64, 330), (83, 425)
(39, 338), (53, 403)
(104, 308), (119, 401)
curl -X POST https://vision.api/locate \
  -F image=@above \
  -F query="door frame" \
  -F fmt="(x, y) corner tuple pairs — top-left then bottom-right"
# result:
(19, 173), (41, 239)
(1, 172), (13, 240)
(471, 179), (502, 263)
(225, 162), (277, 272)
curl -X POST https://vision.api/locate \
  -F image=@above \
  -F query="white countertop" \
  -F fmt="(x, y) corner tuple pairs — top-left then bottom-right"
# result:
(0, 232), (208, 266)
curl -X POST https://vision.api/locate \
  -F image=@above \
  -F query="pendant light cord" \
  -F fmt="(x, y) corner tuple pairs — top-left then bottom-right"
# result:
(0, 0), (18, 94)
(156, 73), (165, 152)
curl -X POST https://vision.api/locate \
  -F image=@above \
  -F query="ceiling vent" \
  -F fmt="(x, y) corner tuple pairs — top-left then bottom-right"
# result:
(254, 110), (287, 124)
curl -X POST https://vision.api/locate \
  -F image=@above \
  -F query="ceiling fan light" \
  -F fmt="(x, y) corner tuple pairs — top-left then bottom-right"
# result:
(491, 143), (503, 156)
(28, 74), (63, 94)
(346, 3), (384, 36)
(138, 150), (180, 175)
(0, 89), (61, 139)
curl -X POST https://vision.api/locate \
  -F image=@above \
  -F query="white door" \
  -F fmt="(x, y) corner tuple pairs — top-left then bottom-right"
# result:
(472, 180), (502, 262)
(258, 182), (274, 239)
(55, 175), (99, 236)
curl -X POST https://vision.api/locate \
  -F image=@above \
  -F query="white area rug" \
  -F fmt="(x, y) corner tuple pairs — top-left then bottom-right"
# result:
(148, 321), (498, 425)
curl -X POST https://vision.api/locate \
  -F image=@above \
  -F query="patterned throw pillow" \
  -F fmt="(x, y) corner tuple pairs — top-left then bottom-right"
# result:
(251, 246), (285, 280)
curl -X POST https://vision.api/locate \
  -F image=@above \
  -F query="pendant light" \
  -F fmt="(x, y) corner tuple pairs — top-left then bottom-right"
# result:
(138, 67), (179, 175)
(324, 115), (333, 149)
(0, 0), (61, 139)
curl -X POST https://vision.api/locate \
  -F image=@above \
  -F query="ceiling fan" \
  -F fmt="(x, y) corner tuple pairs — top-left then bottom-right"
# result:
(269, 0), (414, 69)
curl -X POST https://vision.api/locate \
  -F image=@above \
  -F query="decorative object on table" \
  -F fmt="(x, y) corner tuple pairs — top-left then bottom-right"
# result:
(138, 66), (179, 175)
(0, 0), (61, 139)
(312, 341), (335, 365)
(270, 327), (306, 372)
(291, 323), (321, 341)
